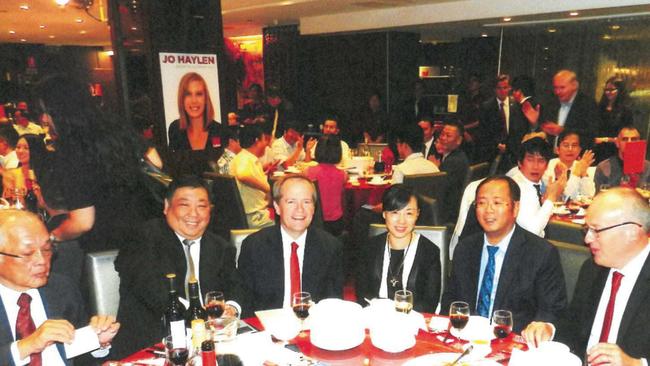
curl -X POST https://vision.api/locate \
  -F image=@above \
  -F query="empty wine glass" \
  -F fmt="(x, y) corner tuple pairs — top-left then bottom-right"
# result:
(492, 309), (513, 341)
(449, 301), (470, 337)
(394, 289), (413, 314)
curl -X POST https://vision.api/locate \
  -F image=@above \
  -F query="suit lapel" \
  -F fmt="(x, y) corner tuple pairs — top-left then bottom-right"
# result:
(617, 253), (650, 340)
(371, 235), (387, 295)
(0, 296), (13, 346)
(466, 238), (483, 311)
(270, 226), (286, 297)
(302, 228), (322, 295)
(493, 227), (524, 310)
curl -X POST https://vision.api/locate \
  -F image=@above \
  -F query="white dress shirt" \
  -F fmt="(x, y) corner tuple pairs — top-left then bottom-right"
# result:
(511, 169), (553, 237)
(391, 152), (439, 184)
(378, 233), (421, 299)
(587, 244), (650, 350)
(0, 150), (18, 169)
(476, 226), (516, 318)
(309, 139), (351, 167)
(542, 158), (596, 199)
(174, 233), (202, 298)
(423, 137), (434, 158)
(0, 284), (66, 366)
(271, 137), (305, 171)
(280, 226), (308, 308)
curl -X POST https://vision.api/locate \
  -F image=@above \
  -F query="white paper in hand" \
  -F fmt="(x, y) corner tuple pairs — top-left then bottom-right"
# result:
(64, 326), (100, 359)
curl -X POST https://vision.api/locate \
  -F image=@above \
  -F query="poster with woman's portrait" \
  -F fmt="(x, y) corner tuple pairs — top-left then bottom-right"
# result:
(159, 52), (222, 147)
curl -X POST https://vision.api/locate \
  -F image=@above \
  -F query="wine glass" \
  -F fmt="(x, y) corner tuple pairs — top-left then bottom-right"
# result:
(599, 184), (611, 193)
(205, 291), (225, 320)
(492, 309), (513, 340)
(164, 335), (189, 366)
(292, 292), (312, 335)
(449, 301), (470, 337)
(394, 289), (413, 314)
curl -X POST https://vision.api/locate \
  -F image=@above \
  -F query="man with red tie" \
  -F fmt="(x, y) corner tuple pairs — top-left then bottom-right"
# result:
(0, 210), (119, 365)
(237, 175), (344, 316)
(524, 187), (650, 365)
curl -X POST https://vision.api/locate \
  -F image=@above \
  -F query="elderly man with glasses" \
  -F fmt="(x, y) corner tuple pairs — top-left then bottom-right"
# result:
(0, 210), (119, 365)
(524, 187), (650, 366)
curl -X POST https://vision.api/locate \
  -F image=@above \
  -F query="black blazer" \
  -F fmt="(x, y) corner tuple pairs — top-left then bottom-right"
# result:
(555, 255), (650, 360)
(237, 225), (344, 317)
(541, 92), (601, 143)
(442, 225), (567, 332)
(477, 98), (528, 168)
(439, 149), (470, 223)
(0, 274), (87, 366)
(356, 233), (441, 313)
(112, 218), (239, 358)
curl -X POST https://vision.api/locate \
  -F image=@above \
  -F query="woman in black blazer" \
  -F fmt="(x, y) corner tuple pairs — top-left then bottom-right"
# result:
(356, 184), (441, 313)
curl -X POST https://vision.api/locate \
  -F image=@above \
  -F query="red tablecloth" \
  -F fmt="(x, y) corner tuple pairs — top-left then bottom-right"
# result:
(345, 179), (389, 213)
(121, 315), (526, 365)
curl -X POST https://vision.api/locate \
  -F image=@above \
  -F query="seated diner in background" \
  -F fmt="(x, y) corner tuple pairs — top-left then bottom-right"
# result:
(2, 134), (47, 212)
(523, 187), (650, 365)
(356, 184), (441, 313)
(542, 129), (596, 199)
(271, 120), (315, 171)
(594, 126), (650, 192)
(305, 134), (347, 236)
(308, 116), (351, 167)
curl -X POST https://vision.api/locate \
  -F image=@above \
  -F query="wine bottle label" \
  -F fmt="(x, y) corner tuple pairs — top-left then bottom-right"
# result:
(170, 320), (186, 349)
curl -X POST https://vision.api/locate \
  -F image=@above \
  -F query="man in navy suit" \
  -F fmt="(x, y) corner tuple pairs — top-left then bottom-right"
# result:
(524, 187), (650, 365)
(238, 175), (344, 316)
(0, 210), (119, 365)
(442, 176), (567, 332)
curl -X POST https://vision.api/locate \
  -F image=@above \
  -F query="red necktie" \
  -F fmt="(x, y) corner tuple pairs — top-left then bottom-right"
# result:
(599, 271), (624, 343)
(16, 293), (42, 366)
(290, 242), (301, 296)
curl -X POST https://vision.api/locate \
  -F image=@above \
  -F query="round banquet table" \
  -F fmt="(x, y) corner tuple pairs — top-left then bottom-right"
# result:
(120, 315), (526, 365)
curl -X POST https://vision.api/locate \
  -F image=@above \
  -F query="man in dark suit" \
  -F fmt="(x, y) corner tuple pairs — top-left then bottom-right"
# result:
(431, 120), (470, 223)
(524, 187), (650, 365)
(401, 80), (433, 125)
(0, 210), (119, 365)
(418, 117), (437, 159)
(442, 176), (567, 332)
(541, 69), (600, 147)
(238, 175), (344, 316)
(113, 176), (239, 358)
(477, 74), (528, 172)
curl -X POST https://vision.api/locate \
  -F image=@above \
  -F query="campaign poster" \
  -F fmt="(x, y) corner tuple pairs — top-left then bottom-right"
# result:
(159, 52), (222, 144)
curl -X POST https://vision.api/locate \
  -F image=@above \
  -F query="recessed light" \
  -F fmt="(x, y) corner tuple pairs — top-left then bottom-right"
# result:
(131, 26), (137, 30)
(611, 25), (621, 30)
(40, 25), (47, 29)
(503, 17), (512, 22)
(603, 34), (612, 40)
(9, 30), (16, 34)
(75, 18), (84, 23)
(548, 28), (557, 33)
(49, 35), (55, 39)
(80, 30), (87, 34)
(55, 0), (70, 5)
(20, 39), (27, 42)
(481, 33), (488, 38)
(569, 11), (579, 16)
(19, 4), (29, 10)
(543, 47), (549, 50)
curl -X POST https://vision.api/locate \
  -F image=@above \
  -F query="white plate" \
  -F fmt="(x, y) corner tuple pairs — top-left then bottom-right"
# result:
(367, 180), (388, 186)
(402, 353), (501, 366)
(371, 334), (416, 353)
(451, 316), (495, 341)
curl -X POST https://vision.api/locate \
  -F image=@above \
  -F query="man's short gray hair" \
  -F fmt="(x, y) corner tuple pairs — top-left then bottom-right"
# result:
(272, 175), (317, 204)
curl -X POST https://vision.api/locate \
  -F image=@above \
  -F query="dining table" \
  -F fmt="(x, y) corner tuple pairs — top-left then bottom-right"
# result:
(120, 314), (527, 365)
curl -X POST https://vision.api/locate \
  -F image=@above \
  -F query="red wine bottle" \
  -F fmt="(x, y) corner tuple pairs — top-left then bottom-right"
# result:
(164, 273), (187, 348)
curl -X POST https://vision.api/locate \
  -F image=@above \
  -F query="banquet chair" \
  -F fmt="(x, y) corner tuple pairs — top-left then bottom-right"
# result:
(86, 250), (120, 316)
(463, 162), (490, 189)
(545, 220), (585, 246)
(403, 172), (448, 222)
(203, 172), (249, 240)
(368, 224), (448, 302)
(230, 228), (261, 266)
(549, 240), (591, 303)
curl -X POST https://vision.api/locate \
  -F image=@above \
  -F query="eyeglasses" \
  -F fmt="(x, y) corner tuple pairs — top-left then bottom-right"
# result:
(582, 222), (642, 236)
(0, 245), (57, 261)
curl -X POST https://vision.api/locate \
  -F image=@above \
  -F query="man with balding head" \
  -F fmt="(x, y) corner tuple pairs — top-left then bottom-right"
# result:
(541, 70), (600, 146)
(0, 210), (119, 365)
(524, 187), (650, 365)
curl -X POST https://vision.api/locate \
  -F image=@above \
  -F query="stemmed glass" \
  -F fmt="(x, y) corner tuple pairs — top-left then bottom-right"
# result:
(204, 291), (225, 321)
(449, 301), (470, 337)
(492, 310), (513, 341)
(292, 292), (312, 336)
(394, 289), (413, 314)
(164, 335), (189, 366)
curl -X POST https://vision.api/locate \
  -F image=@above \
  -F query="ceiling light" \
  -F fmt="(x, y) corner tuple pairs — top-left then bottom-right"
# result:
(40, 25), (47, 29)
(548, 28), (557, 33)
(55, 0), (70, 5)
(9, 30), (16, 34)
(80, 30), (87, 34)
(49, 35), (55, 38)
(569, 12), (579, 16)
(131, 26), (137, 30)
(19, 4), (29, 10)
(481, 33), (488, 38)
(20, 39), (27, 42)
(503, 17), (512, 22)
(543, 47), (549, 50)
(603, 34), (612, 40)
(75, 18), (84, 23)
(611, 25), (621, 30)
